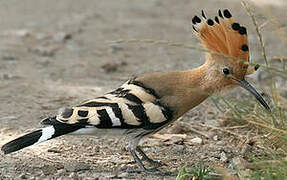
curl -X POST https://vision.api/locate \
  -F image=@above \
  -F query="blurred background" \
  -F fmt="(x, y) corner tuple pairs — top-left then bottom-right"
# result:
(0, 0), (286, 179)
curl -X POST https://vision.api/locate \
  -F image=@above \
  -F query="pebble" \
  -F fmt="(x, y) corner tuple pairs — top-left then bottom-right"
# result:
(69, 172), (78, 179)
(216, 140), (226, 146)
(56, 169), (66, 176)
(175, 145), (185, 153)
(170, 168), (177, 173)
(109, 44), (123, 53)
(101, 63), (118, 73)
(14, 29), (30, 37)
(117, 172), (129, 177)
(35, 33), (49, 40)
(168, 136), (184, 145)
(231, 157), (252, 179)
(231, 157), (246, 170)
(47, 148), (61, 153)
(54, 32), (72, 42)
(19, 173), (27, 179)
(220, 151), (228, 162)
(213, 135), (218, 141)
(190, 137), (203, 144)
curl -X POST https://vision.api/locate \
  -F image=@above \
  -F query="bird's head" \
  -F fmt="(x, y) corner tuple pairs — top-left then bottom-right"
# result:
(192, 9), (270, 110)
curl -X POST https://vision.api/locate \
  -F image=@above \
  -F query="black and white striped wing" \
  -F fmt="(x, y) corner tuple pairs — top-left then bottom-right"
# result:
(44, 79), (173, 133)
(52, 99), (172, 130)
(1, 78), (174, 155)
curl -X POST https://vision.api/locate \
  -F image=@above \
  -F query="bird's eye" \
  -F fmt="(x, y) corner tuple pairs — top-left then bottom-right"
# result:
(222, 68), (230, 75)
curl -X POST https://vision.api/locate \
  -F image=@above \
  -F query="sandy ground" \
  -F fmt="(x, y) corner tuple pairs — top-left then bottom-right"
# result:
(0, 0), (286, 179)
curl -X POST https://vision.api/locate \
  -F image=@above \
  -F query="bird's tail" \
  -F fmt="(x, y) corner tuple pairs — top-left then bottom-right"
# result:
(1, 117), (83, 154)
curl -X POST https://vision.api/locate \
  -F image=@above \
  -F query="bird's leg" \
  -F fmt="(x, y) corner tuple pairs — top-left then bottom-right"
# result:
(128, 146), (162, 174)
(126, 137), (162, 174)
(136, 146), (163, 168)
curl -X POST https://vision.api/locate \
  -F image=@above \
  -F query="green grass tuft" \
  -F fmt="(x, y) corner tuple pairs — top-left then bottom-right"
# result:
(176, 164), (213, 180)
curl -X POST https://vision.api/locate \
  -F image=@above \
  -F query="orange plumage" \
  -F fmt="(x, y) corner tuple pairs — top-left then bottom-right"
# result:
(192, 9), (251, 77)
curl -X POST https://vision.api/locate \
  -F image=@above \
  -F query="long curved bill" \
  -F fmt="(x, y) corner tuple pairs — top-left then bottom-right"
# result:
(232, 78), (270, 111)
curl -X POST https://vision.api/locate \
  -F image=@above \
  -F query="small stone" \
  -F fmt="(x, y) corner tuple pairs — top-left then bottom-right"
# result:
(231, 157), (247, 170)
(167, 121), (190, 134)
(213, 135), (218, 141)
(169, 136), (184, 145)
(19, 173), (27, 179)
(101, 63), (118, 73)
(175, 145), (184, 153)
(92, 146), (100, 152)
(54, 32), (72, 42)
(170, 168), (177, 172)
(118, 172), (129, 177)
(47, 148), (61, 153)
(14, 29), (30, 37)
(35, 33), (49, 40)
(220, 151), (228, 162)
(146, 138), (162, 147)
(216, 140), (226, 146)
(69, 172), (78, 179)
(190, 137), (203, 144)
(36, 174), (48, 180)
(56, 169), (66, 175)
(110, 44), (123, 53)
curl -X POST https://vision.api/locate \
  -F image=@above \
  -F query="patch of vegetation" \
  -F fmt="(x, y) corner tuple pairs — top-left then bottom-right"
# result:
(176, 164), (214, 180)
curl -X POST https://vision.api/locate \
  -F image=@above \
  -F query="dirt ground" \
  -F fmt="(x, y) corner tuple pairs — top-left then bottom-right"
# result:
(0, 0), (286, 179)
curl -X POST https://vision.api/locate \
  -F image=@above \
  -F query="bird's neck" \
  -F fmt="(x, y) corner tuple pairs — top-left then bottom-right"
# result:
(172, 62), (216, 117)
(134, 62), (217, 118)
(183, 62), (215, 94)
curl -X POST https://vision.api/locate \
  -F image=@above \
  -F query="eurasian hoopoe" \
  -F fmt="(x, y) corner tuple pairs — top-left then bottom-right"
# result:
(1, 9), (270, 174)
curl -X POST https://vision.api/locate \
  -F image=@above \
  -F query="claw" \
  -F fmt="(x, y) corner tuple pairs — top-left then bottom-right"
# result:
(142, 157), (163, 168)
(124, 167), (164, 175)
(136, 146), (163, 168)
(145, 168), (163, 174)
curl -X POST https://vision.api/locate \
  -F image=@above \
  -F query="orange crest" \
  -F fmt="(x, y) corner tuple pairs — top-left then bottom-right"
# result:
(192, 9), (249, 68)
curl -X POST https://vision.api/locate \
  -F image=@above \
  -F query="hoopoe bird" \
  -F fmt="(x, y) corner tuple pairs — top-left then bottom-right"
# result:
(1, 9), (270, 174)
